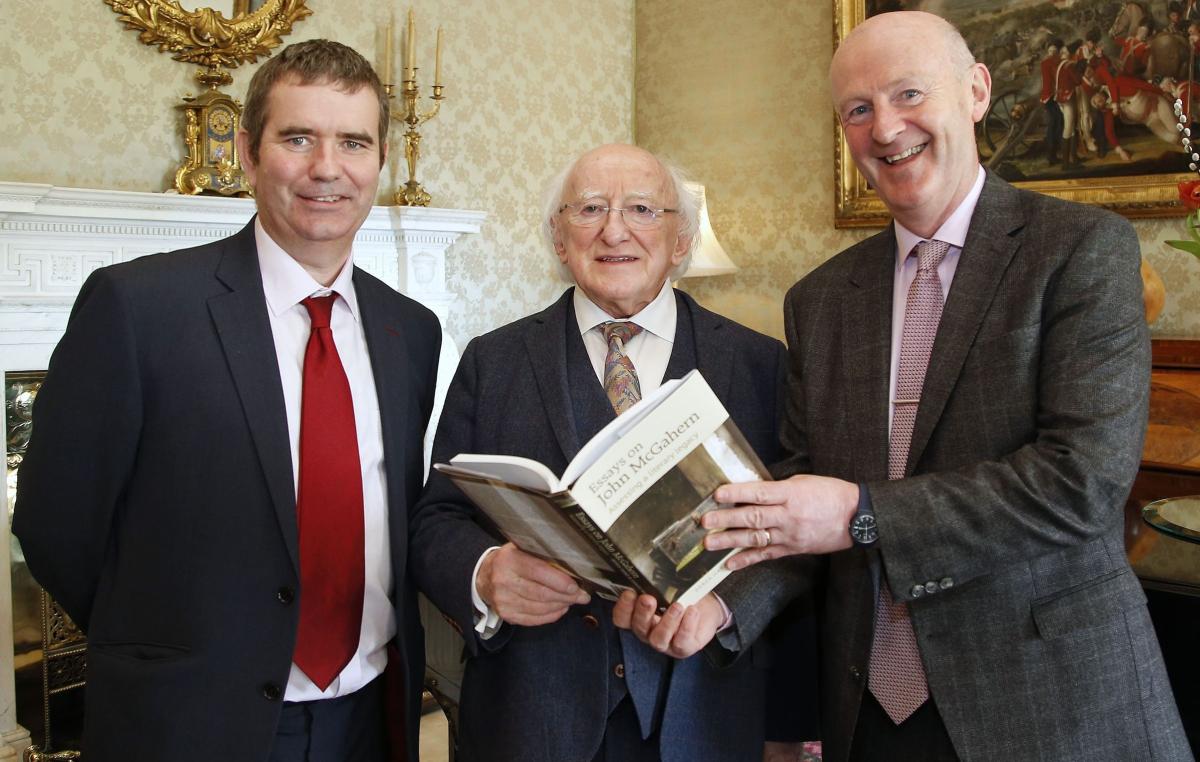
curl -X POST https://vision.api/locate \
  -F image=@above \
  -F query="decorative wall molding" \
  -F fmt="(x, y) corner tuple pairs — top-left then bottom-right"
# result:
(0, 182), (485, 325)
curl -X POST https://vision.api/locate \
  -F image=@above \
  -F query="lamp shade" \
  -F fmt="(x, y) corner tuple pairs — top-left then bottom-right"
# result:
(680, 182), (738, 278)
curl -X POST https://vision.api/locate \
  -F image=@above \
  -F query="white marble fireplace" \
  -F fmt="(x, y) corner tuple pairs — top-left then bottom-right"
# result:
(0, 182), (483, 757)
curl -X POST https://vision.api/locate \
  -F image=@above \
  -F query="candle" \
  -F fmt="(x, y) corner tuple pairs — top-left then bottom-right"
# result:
(435, 27), (444, 86)
(406, 9), (416, 78)
(383, 16), (394, 84)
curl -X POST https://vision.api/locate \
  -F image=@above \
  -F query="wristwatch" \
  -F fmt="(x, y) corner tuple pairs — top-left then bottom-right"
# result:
(849, 497), (878, 547)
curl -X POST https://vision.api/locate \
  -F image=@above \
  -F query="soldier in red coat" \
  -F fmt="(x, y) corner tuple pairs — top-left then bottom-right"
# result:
(1115, 23), (1152, 76)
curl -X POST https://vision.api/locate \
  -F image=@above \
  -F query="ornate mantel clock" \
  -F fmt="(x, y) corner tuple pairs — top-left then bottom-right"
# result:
(104, 0), (312, 196)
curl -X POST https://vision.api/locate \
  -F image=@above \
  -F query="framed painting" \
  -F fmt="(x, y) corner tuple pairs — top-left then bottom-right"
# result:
(834, 0), (1196, 227)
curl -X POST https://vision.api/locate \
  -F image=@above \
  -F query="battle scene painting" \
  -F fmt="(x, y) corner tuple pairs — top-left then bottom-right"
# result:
(836, 0), (1195, 224)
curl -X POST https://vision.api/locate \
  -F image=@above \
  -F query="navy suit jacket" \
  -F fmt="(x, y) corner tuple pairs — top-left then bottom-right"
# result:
(14, 220), (442, 762)
(410, 288), (790, 762)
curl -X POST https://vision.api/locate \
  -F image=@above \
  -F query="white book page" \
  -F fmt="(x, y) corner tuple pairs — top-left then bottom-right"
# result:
(559, 375), (687, 488)
(446, 454), (561, 492)
(572, 371), (727, 530)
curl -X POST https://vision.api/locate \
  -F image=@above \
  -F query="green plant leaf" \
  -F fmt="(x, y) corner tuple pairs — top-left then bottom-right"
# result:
(1164, 239), (1200, 259)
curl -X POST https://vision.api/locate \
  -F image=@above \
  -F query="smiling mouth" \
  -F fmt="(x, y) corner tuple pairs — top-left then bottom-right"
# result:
(303, 194), (345, 203)
(883, 143), (927, 164)
(598, 255), (637, 263)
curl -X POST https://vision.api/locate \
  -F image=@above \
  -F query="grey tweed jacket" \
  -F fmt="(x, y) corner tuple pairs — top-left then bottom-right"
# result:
(727, 173), (1193, 761)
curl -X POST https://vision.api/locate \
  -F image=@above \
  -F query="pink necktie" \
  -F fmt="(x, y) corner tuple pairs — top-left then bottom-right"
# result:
(869, 239), (949, 724)
(602, 321), (644, 415)
(293, 294), (365, 690)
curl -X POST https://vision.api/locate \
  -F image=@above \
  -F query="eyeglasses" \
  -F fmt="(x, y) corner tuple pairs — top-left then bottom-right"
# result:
(558, 202), (678, 229)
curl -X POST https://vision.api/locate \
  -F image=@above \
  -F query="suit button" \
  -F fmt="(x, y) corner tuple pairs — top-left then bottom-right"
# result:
(276, 587), (295, 604)
(614, 663), (625, 679)
(924, 581), (939, 595)
(939, 577), (954, 590)
(849, 666), (863, 682)
(909, 584), (925, 599)
(261, 682), (282, 701)
(582, 614), (599, 630)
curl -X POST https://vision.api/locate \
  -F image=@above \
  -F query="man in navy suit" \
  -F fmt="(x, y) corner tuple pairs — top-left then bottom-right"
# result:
(14, 40), (440, 762)
(409, 143), (808, 761)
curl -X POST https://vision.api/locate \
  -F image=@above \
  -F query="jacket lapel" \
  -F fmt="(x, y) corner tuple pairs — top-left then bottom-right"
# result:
(523, 289), (584, 464)
(905, 173), (1024, 475)
(845, 229), (897, 483)
(679, 290), (735, 402)
(207, 220), (300, 574)
(355, 272), (411, 562)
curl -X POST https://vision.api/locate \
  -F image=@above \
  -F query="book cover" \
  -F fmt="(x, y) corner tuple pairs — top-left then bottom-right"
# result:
(435, 370), (768, 609)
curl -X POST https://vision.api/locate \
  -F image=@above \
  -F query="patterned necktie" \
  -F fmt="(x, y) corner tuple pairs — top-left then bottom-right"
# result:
(293, 293), (365, 691)
(868, 239), (950, 725)
(602, 321), (644, 415)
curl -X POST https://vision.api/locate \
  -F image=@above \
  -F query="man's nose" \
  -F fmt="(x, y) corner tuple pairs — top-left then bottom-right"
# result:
(871, 103), (904, 146)
(309, 142), (341, 181)
(600, 208), (631, 244)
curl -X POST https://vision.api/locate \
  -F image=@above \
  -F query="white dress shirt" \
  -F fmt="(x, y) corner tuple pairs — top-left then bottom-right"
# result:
(469, 280), (678, 636)
(573, 279), (677, 396)
(888, 166), (985, 433)
(255, 220), (394, 701)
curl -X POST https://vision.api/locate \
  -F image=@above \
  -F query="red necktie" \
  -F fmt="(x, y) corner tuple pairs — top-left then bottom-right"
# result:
(293, 293), (365, 690)
(868, 239), (949, 724)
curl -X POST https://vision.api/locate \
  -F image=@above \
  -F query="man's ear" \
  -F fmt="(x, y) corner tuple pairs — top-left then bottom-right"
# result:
(551, 217), (568, 262)
(969, 63), (992, 124)
(380, 140), (389, 169)
(236, 129), (257, 186)
(672, 233), (691, 265)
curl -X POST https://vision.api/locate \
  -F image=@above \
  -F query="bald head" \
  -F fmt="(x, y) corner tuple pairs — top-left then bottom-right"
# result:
(832, 11), (975, 89)
(829, 11), (990, 237)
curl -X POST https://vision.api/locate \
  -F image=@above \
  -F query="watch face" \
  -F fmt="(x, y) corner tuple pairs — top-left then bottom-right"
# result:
(851, 513), (878, 545)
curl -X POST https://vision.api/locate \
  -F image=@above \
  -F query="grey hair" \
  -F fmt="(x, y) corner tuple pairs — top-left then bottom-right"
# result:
(539, 147), (701, 282)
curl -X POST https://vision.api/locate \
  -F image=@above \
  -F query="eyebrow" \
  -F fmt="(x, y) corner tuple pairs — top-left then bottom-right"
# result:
(273, 126), (376, 146)
(574, 189), (658, 201)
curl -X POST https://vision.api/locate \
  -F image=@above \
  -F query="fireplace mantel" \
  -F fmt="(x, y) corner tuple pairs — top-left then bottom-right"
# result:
(0, 181), (483, 757)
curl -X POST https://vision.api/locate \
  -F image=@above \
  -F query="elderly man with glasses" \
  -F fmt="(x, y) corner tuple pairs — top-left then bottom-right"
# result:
(409, 143), (812, 762)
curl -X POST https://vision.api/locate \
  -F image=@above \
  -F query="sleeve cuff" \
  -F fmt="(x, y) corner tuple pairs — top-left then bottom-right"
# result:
(713, 592), (734, 633)
(470, 546), (504, 639)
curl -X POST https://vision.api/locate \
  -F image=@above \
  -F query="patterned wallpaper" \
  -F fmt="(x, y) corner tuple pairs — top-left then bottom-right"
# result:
(6, 1), (1198, 346)
(0, 0), (634, 348)
(635, 0), (1200, 341)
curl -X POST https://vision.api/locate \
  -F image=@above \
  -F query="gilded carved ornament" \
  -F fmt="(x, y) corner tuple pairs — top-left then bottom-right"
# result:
(103, 0), (312, 196)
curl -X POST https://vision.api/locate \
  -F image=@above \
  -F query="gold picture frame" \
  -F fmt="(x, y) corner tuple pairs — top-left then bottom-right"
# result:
(834, 0), (1192, 228)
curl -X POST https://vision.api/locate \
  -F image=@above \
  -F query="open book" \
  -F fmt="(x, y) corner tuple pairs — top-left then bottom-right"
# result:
(434, 369), (769, 610)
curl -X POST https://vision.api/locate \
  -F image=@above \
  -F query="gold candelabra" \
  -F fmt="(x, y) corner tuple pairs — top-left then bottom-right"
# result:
(382, 11), (446, 207)
(386, 78), (444, 207)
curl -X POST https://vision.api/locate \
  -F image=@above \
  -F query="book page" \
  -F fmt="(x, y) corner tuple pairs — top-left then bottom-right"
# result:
(598, 419), (769, 606)
(447, 454), (560, 492)
(558, 376), (684, 488)
(435, 468), (630, 599)
(571, 370), (728, 530)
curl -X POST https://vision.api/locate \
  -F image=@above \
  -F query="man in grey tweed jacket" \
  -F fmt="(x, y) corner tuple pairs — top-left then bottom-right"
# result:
(618, 11), (1192, 762)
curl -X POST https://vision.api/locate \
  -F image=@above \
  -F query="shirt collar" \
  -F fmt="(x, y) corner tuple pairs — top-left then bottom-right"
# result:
(573, 278), (677, 342)
(894, 165), (986, 267)
(255, 218), (360, 322)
